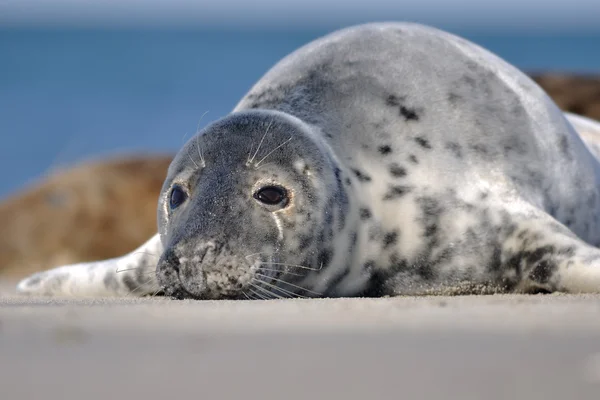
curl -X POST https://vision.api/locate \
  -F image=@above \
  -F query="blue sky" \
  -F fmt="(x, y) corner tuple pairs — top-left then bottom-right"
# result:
(1, 0), (600, 32)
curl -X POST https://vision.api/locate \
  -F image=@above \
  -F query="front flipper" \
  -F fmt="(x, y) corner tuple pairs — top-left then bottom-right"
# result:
(16, 234), (162, 297)
(502, 219), (600, 293)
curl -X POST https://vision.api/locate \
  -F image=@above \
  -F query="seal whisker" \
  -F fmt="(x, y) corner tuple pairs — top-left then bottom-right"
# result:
(254, 162), (276, 171)
(257, 267), (303, 277)
(195, 110), (209, 167)
(252, 279), (293, 299)
(256, 273), (321, 296)
(196, 139), (206, 167)
(244, 290), (259, 300)
(116, 266), (143, 274)
(254, 136), (293, 168)
(253, 276), (306, 298)
(181, 130), (190, 145)
(245, 252), (270, 259)
(132, 251), (160, 258)
(127, 276), (156, 297)
(256, 261), (322, 271)
(248, 284), (273, 300)
(248, 120), (274, 164)
(186, 147), (200, 169)
(251, 280), (290, 299)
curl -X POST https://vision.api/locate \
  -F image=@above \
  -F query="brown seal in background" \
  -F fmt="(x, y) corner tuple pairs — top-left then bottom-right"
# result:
(0, 73), (598, 279)
(0, 155), (173, 278)
(532, 73), (600, 120)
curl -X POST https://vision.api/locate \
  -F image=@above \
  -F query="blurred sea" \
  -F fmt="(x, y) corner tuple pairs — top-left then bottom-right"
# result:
(1, 28), (599, 198)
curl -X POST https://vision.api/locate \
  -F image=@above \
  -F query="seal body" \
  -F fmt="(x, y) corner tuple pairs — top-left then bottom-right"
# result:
(17, 23), (600, 298)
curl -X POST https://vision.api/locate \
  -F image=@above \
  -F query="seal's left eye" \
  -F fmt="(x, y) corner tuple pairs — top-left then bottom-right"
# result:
(254, 186), (287, 206)
(169, 185), (187, 210)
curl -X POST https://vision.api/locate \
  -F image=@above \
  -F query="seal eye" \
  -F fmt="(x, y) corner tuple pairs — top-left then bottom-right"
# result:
(254, 186), (287, 206)
(169, 185), (187, 210)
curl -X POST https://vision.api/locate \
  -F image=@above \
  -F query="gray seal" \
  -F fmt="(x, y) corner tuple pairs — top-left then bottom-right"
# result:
(17, 22), (600, 298)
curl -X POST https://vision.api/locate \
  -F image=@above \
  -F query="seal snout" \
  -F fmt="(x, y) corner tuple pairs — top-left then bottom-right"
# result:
(157, 241), (256, 299)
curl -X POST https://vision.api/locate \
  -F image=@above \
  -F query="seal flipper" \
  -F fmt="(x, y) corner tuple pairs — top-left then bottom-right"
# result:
(16, 234), (162, 297)
(501, 218), (600, 293)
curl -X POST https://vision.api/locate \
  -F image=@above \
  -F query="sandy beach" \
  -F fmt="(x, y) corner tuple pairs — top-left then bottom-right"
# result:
(2, 280), (600, 400)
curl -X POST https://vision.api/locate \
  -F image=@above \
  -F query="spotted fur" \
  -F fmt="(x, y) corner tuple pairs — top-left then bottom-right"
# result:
(16, 22), (600, 298)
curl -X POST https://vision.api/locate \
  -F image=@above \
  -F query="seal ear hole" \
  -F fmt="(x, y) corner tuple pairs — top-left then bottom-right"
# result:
(169, 184), (188, 210)
(254, 185), (288, 207)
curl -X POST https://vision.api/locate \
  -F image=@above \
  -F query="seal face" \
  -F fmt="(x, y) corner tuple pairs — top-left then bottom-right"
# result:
(155, 110), (355, 299)
(15, 22), (600, 298)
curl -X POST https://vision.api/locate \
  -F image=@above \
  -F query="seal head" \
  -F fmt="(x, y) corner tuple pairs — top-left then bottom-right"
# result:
(156, 110), (353, 299)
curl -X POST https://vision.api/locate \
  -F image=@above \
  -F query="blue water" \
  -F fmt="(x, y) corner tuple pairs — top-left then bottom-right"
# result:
(1, 28), (599, 198)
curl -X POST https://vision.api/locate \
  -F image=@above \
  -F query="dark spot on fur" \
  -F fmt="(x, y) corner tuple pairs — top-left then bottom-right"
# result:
(386, 95), (402, 106)
(352, 169), (372, 182)
(378, 145), (392, 155)
(325, 208), (334, 225)
(587, 193), (597, 208)
(317, 249), (332, 269)
(298, 235), (312, 251)
(507, 244), (560, 288)
(414, 136), (431, 149)
(559, 136), (570, 157)
(122, 275), (138, 292)
(529, 260), (556, 285)
(360, 208), (372, 220)
(386, 94), (420, 121)
(383, 185), (413, 200)
(424, 224), (437, 237)
(558, 246), (576, 257)
(462, 74), (477, 88)
(526, 246), (555, 265)
(408, 154), (418, 164)
(103, 274), (119, 291)
(390, 253), (409, 272)
(445, 142), (462, 158)
(447, 92), (462, 103)
(488, 245), (502, 274)
(383, 231), (398, 249)
(350, 231), (358, 248)
(389, 163), (407, 178)
(25, 275), (42, 287)
(400, 106), (419, 121)
(470, 144), (488, 155)
(344, 177), (352, 186)
(416, 262), (435, 281)
(420, 197), (443, 218)
(359, 267), (392, 297)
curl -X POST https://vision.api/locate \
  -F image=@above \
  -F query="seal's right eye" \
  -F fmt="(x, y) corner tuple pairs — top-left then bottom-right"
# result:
(169, 185), (187, 210)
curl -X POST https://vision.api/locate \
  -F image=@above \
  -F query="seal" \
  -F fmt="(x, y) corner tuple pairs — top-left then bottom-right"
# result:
(16, 22), (600, 298)
(0, 155), (172, 280)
